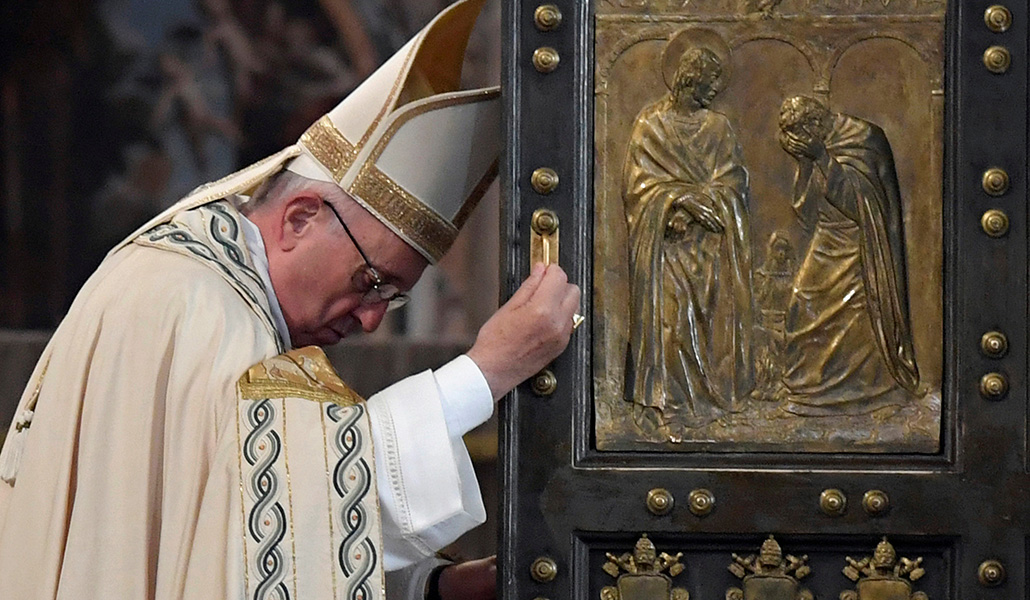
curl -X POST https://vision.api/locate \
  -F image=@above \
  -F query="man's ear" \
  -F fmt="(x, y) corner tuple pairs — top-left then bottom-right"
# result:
(279, 194), (322, 251)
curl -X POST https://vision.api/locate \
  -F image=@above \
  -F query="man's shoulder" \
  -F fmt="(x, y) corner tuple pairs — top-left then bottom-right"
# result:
(86, 244), (258, 319)
(109, 243), (238, 290)
(701, 108), (735, 129)
(238, 346), (365, 406)
(834, 113), (883, 141)
(634, 97), (673, 123)
(829, 113), (892, 157)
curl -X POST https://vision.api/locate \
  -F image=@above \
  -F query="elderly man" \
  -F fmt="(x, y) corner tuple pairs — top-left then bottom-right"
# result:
(0, 1), (580, 598)
(777, 95), (919, 415)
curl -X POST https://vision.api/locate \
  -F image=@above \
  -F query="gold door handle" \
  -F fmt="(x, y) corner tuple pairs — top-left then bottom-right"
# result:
(530, 209), (560, 265)
(530, 209), (584, 329)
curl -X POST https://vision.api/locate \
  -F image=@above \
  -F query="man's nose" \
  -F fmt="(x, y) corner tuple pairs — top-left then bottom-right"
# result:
(353, 302), (390, 333)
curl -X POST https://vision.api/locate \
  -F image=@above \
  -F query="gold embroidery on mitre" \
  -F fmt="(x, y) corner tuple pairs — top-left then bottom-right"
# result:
(357, 0), (488, 152)
(346, 90), (499, 262)
(365, 88), (501, 168)
(299, 116), (357, 182)
(350, 163), (458, 263)
(238, 346), (363, 406)
(356, 41), (421, 153)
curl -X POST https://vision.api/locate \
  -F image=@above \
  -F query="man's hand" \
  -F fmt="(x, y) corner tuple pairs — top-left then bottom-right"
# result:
(665, 207), (691, 240)
(674, 192), (723, 233)
(467, 264), (581, 400)
(779, 130), (824, 161)
(778, 130), (807, 158)
(437, 556), (497, 600)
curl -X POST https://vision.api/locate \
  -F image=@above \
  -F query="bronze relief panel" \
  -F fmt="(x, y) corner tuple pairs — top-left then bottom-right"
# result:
(593, 0), (945, 452)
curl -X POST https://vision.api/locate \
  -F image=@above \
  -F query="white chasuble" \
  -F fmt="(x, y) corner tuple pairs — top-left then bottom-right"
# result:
(235, 346), (384, 600)
(0, 194), (487, 599)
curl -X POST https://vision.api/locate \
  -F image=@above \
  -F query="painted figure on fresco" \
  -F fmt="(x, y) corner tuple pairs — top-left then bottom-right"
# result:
(623, 37), (753, 433)
(777, 95), (920, 416)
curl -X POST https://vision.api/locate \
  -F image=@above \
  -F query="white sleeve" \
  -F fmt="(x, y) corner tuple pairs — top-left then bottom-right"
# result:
(367, 355), (494, 571)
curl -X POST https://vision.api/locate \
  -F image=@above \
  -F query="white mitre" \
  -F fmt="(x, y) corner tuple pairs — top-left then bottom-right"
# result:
(286, 0), (500, 263)
(111, 0), (500, 265)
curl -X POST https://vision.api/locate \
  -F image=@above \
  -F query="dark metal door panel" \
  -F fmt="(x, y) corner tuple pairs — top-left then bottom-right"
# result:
(501, 1), (1027, 600)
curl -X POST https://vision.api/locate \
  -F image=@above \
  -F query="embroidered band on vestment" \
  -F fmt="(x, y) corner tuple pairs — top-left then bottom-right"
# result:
(300, 116), (358, 182)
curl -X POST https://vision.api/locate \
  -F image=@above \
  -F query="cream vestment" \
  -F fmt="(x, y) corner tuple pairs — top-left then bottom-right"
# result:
(0, 0), (502, 595)
(0, 199), (491, 599)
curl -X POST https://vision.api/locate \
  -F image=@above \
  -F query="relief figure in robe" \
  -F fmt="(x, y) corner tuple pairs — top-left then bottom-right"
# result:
(777, 95), (920, 416)
(624, 42), (754, 433)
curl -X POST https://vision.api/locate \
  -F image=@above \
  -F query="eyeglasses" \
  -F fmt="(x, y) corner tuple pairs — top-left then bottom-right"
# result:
(323, 201), (410, 311)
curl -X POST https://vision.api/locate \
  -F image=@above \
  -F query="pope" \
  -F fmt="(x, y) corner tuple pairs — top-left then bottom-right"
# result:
(0, 1), (580, 598)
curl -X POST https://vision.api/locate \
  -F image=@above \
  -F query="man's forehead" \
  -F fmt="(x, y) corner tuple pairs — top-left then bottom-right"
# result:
(362, 229), (428, 287)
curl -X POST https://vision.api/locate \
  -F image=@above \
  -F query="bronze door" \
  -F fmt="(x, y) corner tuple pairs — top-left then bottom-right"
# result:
(501, 2), (1026, 600)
